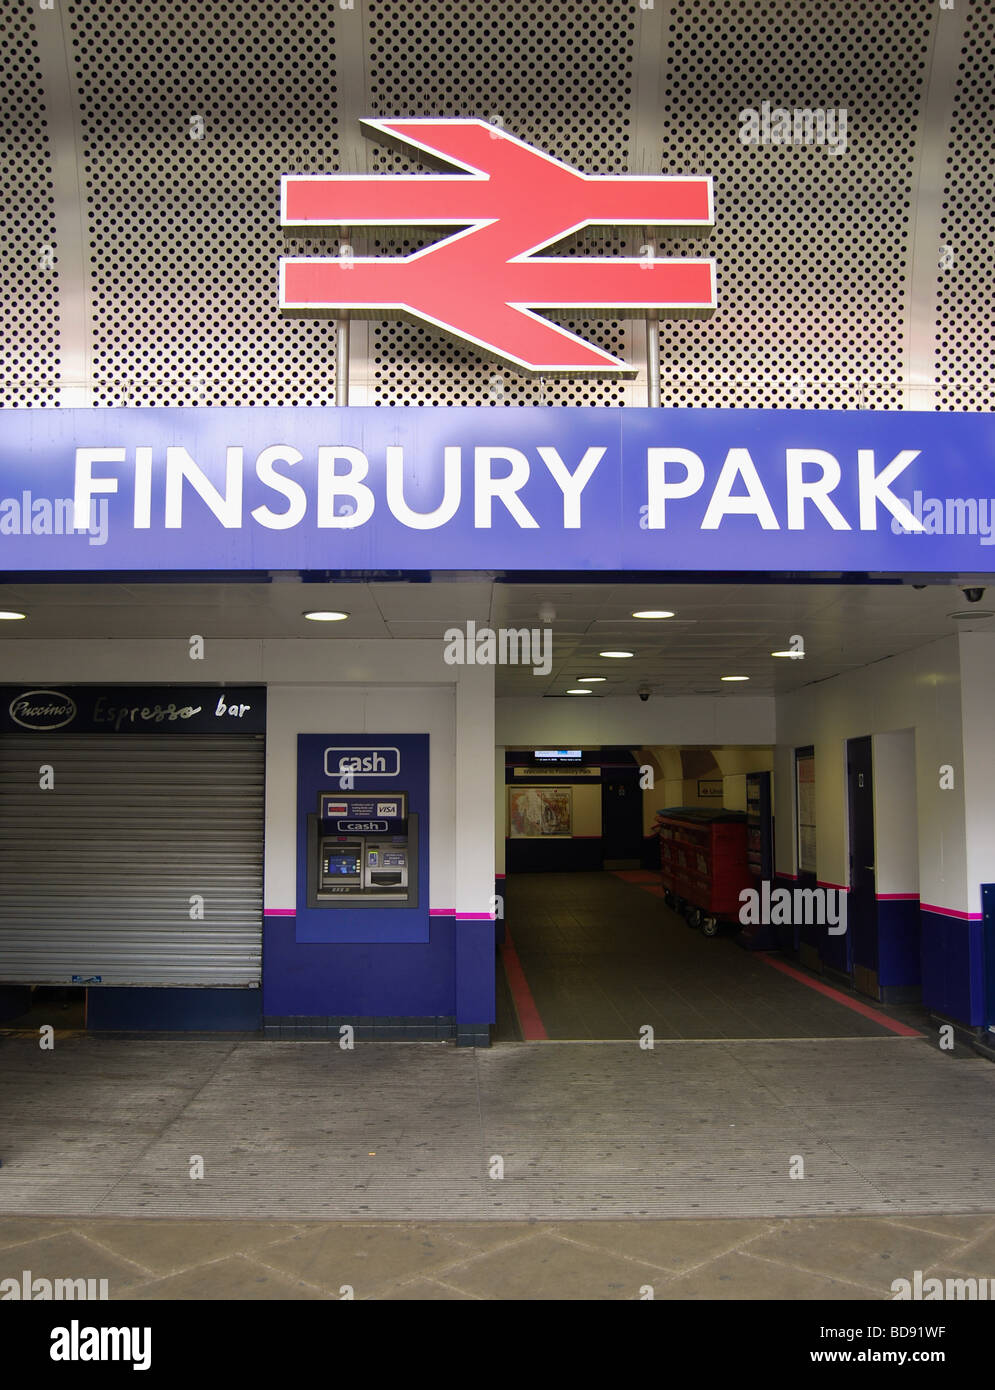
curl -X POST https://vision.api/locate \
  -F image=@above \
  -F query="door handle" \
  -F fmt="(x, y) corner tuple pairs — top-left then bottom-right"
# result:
(864, 865), (875, 871)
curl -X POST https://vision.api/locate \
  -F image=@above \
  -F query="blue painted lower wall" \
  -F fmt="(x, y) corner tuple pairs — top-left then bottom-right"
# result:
(876, 899), (921, 990)
(263, 914), (495, 1029)
(920, 909), (985, 1026)
(264, 914), (457, 1017)
(86, 987), (261, 1031)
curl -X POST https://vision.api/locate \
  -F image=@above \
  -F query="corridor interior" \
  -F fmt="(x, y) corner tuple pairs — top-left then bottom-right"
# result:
(494, 872), (928, 1043)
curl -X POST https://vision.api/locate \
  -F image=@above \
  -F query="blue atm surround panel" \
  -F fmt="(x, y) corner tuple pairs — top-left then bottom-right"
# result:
(295, 733), (430, 944)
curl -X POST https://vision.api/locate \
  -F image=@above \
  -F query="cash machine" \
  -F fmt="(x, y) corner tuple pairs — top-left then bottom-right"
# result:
(306, 790), (418, 909)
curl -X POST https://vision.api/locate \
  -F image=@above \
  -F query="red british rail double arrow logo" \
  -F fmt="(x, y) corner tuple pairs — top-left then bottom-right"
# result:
(280, 119), (715, 375)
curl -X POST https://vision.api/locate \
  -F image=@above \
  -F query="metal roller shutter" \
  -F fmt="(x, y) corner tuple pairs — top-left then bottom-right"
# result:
(0, 734), (264, 986)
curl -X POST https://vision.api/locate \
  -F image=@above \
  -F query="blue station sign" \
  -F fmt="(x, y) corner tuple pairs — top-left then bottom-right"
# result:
(2, 406), (995, 572)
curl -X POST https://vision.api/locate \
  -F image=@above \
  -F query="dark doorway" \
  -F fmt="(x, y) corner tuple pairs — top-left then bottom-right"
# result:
(601, 762), (643, 867)
(846, 735), (876, 991)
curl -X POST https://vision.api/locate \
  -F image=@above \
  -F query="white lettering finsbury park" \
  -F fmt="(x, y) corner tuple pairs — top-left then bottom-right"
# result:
(69, 445), (925, 534)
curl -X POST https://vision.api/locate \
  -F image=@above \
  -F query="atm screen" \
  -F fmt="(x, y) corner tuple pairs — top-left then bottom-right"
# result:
(325, 852), (360, 877)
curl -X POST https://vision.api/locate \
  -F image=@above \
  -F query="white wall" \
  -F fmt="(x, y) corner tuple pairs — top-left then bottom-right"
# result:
(873, 729), (918, 897)
(957, 632), (995, 911)
(454, 666), (495, 916)
(494, 747), (506, 877)
(775, 635), (967, 909)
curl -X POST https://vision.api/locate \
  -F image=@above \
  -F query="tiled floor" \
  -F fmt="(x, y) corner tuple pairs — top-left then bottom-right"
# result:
(498, 872), (927, 1040)
(1, 1211), (993, 1300)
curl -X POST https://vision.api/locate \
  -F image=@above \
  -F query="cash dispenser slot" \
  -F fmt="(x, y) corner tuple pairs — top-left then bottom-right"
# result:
(307, 790), (418, 909)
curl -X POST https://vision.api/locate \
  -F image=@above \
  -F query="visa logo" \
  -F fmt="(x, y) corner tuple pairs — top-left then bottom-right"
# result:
(324, 746), (400, 778)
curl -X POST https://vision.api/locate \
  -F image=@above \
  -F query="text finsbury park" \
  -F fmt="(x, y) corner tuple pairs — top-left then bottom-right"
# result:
(4, 406), (995, 572)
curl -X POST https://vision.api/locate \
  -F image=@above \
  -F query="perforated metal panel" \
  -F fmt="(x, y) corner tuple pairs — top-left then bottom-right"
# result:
(652, 0), (931, 410)
(364, 0), (639, 405)
(1, 2), (60, 407)
(2, 0), (992, 411)
(936, 0), (995, 412)
(0, 735), (264, 986)
(65, 0), (343, 407)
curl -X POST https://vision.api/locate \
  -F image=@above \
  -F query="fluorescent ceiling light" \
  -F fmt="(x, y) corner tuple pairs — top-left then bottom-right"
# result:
(303, 610), (349, 621)
(599, 650), (633, 658)
(631, 610), (674, 619)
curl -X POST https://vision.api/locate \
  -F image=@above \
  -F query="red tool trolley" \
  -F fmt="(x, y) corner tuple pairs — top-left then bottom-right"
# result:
(653, 807), (751, 937)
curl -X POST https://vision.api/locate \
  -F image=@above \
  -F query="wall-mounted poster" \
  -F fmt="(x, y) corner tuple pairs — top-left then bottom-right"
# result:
(508, 786), (572, 838)
(697, 778), (723, 798)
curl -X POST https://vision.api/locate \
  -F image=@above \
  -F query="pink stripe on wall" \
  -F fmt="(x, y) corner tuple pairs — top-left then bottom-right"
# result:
(267, 906), (495, 920)
(877, 892), (919, 901)
(921, 903), (983, 921)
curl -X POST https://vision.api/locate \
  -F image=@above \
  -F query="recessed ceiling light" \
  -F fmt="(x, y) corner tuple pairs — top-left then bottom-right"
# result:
(720, 675), (750, 682)
(578, 676), (606, 682)
(566, 688), (592, 695)
(948, 610), (995, 620)
(303, 610), (349, 622)
(599, 650), (634, 658)
(0, 611), (26, 621)
(631, 610), (674, 619)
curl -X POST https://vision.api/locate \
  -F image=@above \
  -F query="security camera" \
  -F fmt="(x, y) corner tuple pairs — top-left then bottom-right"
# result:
(637, 684), (651, 702)
(963, 587), (986, 604)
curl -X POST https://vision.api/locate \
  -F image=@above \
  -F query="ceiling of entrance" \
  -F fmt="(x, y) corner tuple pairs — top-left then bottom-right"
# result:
(1, 578), (992, 698)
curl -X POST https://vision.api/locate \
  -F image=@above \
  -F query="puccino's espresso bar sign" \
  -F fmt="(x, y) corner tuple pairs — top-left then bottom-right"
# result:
(1, 686), (266, 735)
